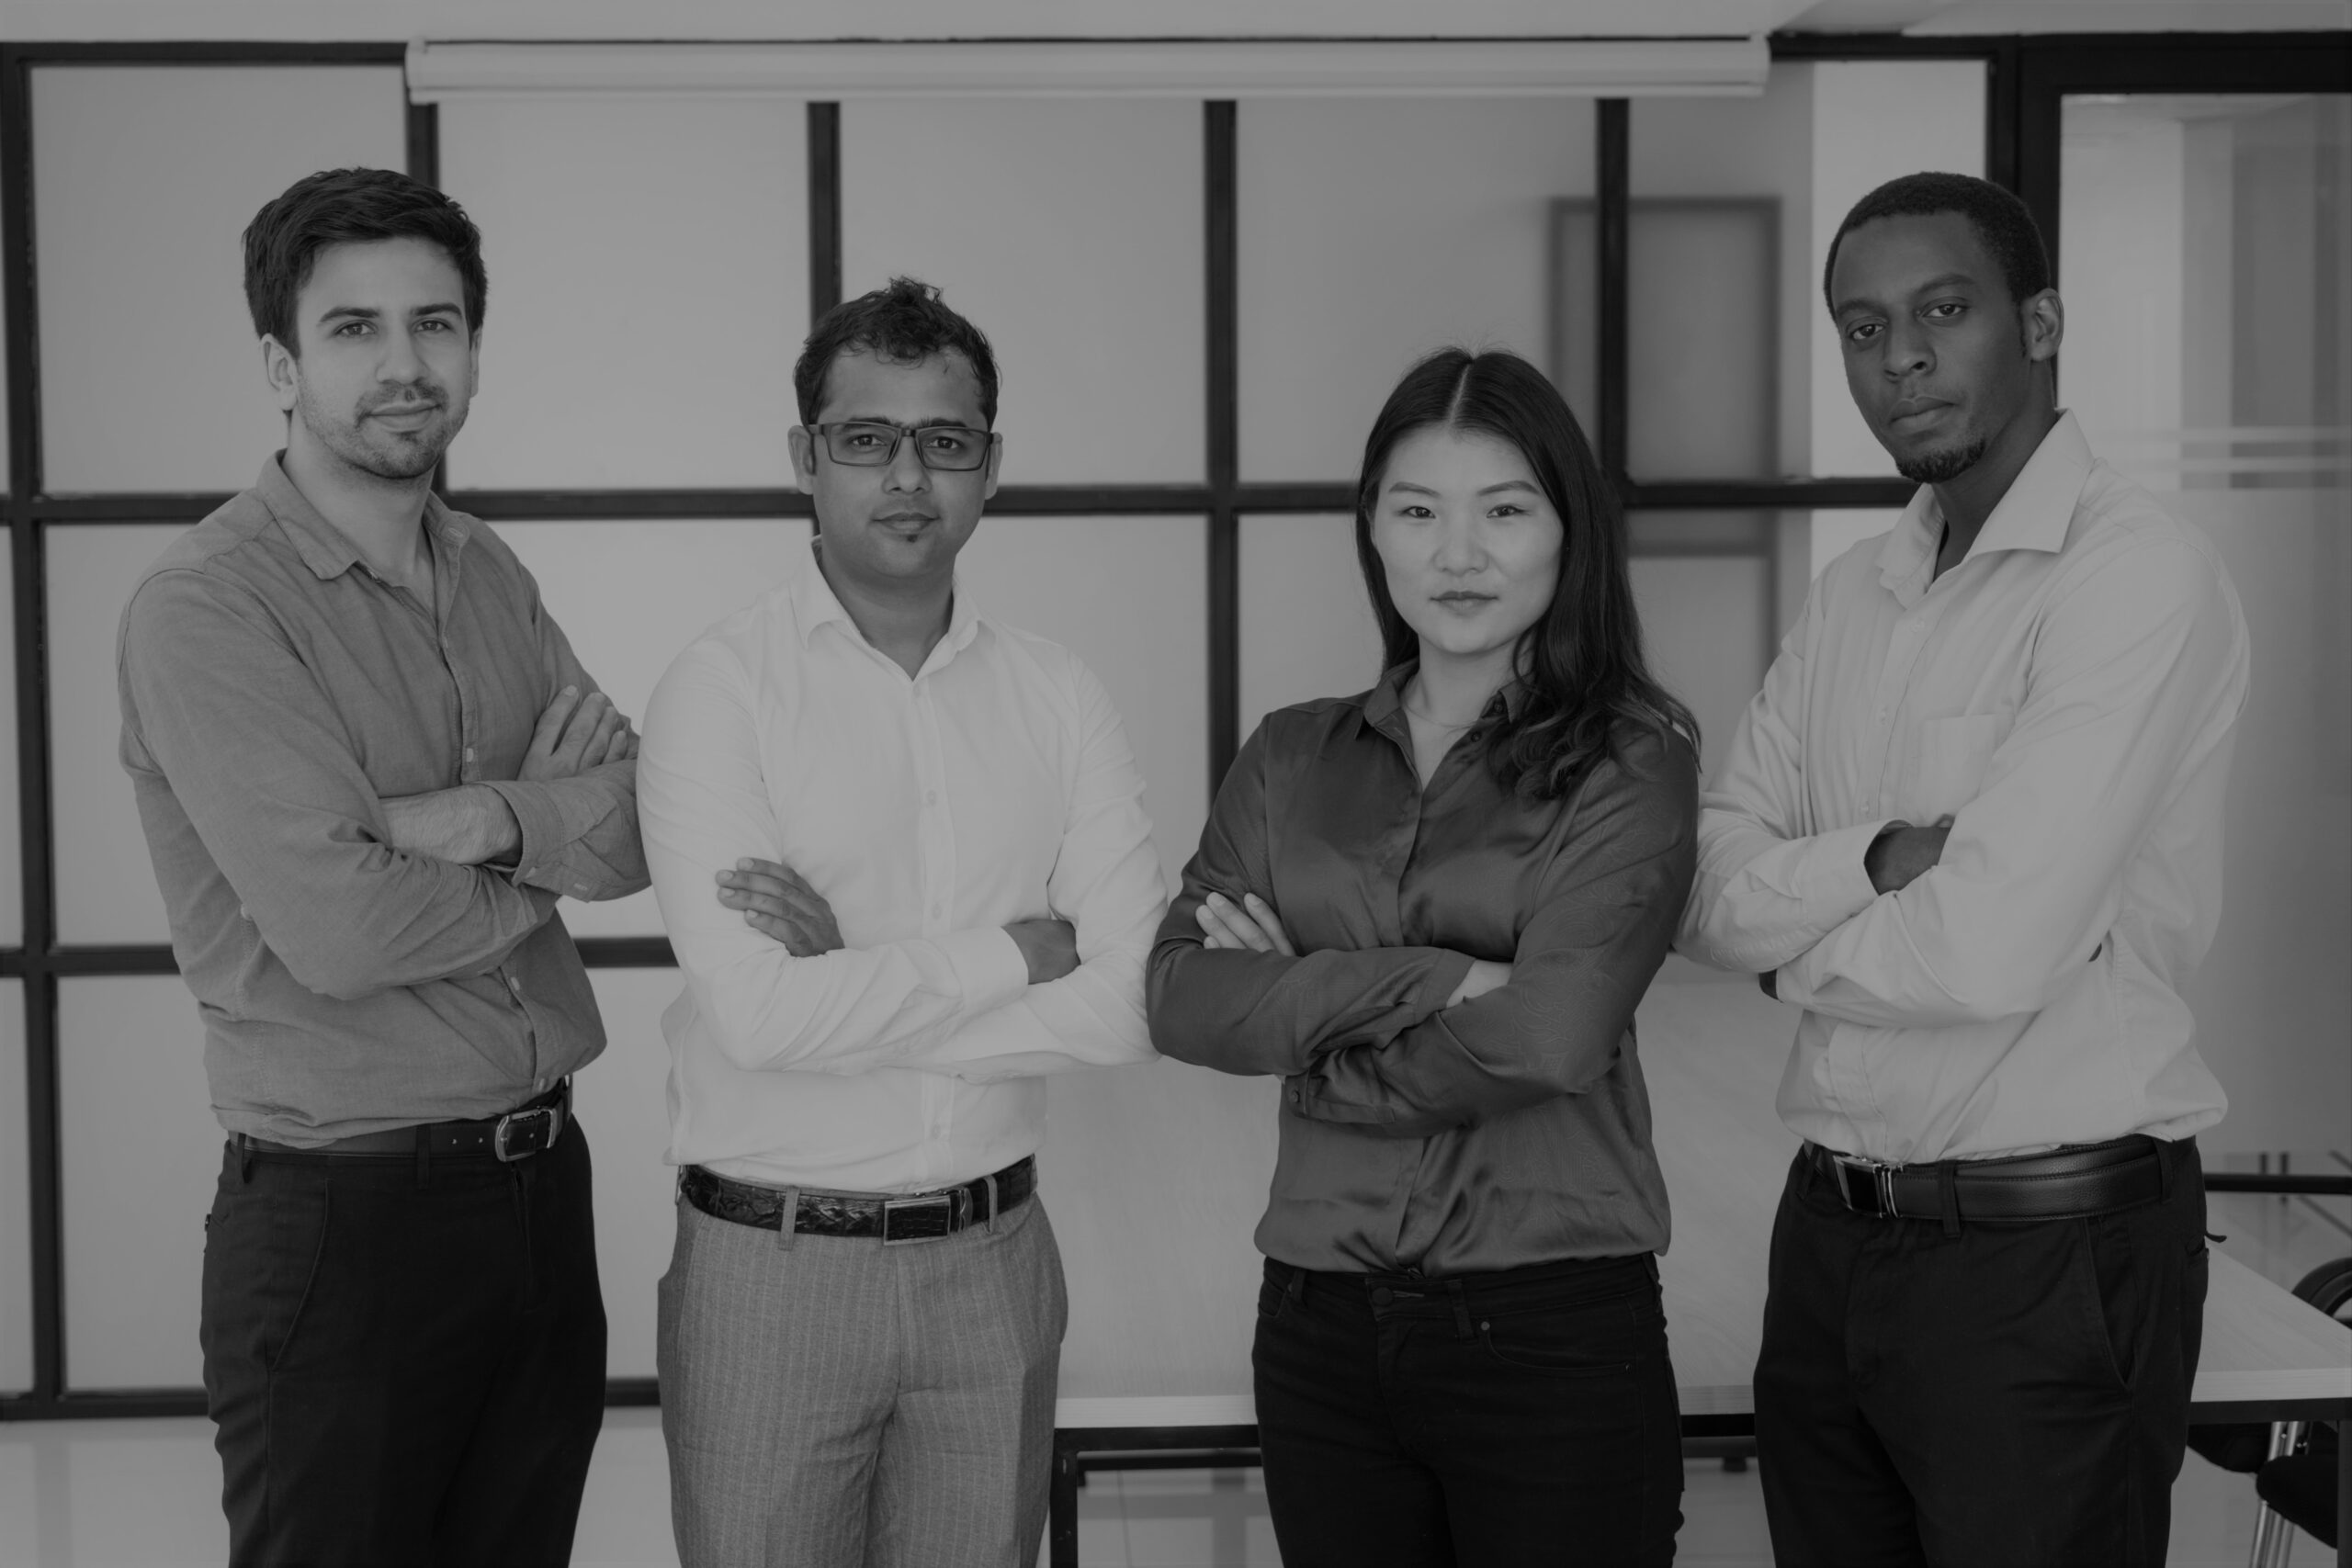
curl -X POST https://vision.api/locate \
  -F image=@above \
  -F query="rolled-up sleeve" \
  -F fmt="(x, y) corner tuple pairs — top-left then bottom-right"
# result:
(1290, 733), (1698, 1135)
(121, 570), (556, 1001)
(1147, 722), (1475, 1079)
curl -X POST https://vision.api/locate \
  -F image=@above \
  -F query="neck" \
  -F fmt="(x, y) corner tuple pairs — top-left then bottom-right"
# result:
(814, 545), (955, 679)
(1929, 398), (2061, 577)
(1409, 641), (1517, 726)
(280, 429), (435, 582)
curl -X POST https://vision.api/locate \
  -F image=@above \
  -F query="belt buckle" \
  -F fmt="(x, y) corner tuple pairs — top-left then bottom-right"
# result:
(1833, 1153), (1897, 1217)
(493, 1105), (557, 1162)
(881, 1190), (964, 1245)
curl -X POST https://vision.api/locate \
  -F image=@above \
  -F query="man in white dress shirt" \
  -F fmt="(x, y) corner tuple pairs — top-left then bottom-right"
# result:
(1679, 174), (2247, 1565)
(638, 276), (1165, 1568)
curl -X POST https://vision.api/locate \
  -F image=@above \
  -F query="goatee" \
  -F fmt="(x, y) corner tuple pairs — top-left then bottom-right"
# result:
(1895, 438), (1987, 485)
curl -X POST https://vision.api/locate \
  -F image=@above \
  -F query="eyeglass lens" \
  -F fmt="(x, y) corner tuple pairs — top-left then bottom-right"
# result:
(820, 423), (992, 471)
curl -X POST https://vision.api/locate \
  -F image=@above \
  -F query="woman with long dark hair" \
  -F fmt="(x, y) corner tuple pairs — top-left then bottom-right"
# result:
(1148, 347), (1699, 1564)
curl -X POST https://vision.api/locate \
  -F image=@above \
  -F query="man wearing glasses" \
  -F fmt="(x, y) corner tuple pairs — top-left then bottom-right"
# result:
(637, 276), (1166, 1567)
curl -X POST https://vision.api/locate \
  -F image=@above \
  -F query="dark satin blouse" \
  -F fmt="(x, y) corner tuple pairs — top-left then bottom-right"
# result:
(1148, 668), (1698, 1276)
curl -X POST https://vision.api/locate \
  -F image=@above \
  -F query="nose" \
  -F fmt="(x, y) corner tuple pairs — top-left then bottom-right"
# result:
(378, 323), (429, 385)
(1431, 512), (1486, 573)
(1883, 315), (1933, 379)
(883, 433), (932, 493)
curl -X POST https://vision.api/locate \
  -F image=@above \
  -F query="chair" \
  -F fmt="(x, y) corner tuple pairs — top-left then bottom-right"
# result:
(2189, 1257), (2352, 1567)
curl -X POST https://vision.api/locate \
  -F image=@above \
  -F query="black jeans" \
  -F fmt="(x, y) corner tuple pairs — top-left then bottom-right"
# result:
(199, 1118), (607, 1567)
(1756, 1138), (2208, 1567)
(1252, 1252), (1683, 1567)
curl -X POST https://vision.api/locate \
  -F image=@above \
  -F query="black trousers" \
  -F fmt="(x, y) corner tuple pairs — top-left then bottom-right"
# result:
(1755, 1138), (2207, 1568)
(199, 1118), (607, 1568)
(1252, 1252), (1684, 1567)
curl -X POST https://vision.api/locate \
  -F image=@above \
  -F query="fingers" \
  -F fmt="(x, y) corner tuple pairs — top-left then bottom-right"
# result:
(1198, 893), (1278, 953)
(1239, 893), (1297, 957)
(741, 908), (823, 956)
(528, 685), (582, 758)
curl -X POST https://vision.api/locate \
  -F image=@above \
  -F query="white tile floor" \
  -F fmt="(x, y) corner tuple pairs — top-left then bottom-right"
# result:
(1, 1189), (2340, 1568)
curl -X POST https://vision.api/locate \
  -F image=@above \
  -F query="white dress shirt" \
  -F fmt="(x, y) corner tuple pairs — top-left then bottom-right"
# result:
(639, 540), (1164, 1193)
(1679, 412), (2249, 1163)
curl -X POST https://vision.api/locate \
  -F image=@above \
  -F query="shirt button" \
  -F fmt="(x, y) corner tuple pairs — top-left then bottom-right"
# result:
(1371, 1287), (1395, 1306)
(464, 747), (475, 763)
(534, 1077), (546, 1091)
(507, 976), (524, 997)
(925, 791), (938, 807)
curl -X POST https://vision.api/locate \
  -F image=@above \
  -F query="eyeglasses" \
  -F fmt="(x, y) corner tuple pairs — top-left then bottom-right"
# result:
(807, 422), (997, 472)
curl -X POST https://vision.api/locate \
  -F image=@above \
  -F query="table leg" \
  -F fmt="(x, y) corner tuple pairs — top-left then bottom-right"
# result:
(1049, 1441), (1080, 1568)
(2335, 1416), (2348, 1568)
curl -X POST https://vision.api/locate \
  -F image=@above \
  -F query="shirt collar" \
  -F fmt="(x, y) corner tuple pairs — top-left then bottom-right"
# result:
(1877, 410), (2092, 599)
(254, 452), (471, 582)
(1361, 659), (1521, 740)
(792, 536), (984, 666)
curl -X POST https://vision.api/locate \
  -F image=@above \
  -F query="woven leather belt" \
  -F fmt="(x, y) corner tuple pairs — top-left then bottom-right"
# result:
(681, 1156), (1035, 1245)
(237, 1079), (569, 1162)
(1804, 1134), (2168, 1223)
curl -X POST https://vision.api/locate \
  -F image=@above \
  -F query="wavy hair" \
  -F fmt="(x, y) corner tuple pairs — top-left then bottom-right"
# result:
(1353, 347), (1697, 799)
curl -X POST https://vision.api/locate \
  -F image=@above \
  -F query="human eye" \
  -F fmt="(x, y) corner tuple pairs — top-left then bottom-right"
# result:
(334, 320), (372, 338)
(839, 425), (889, 452)
(1487, 502), (1529, 519)
(1923, 299), (1967, 321)
(1843, 319), (1882, 346)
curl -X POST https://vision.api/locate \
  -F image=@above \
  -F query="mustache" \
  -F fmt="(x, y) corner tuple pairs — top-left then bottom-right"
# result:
(361, 386), (447, 415)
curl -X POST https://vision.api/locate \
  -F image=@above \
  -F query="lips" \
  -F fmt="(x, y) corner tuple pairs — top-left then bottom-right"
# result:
(1889, 399), (1951, 428)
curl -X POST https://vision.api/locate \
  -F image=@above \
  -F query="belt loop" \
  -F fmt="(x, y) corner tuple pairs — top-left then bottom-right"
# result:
(1285, 1265), (1306, 1307)
(774, 1190), (800, 1251)
(2156, 1140), (2175, 1201)
(1447, 1280), (1474, 1340)
(237, 1134), (254, 1183)
(1937, 1160), (1961, 1238)
(983, 1172), (1000, 1235)
(415, 1126), (432, 1191)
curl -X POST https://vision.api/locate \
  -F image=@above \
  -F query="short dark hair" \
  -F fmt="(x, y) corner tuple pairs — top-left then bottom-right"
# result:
(1353, 348), (1698, 800)
(794, 276), (1000, 427)
(243, 167), (488, 352)
(1822, 171), (2052, 310)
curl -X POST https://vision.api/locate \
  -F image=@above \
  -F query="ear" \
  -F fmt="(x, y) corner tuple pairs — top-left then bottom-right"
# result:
(260, 333), (300, 413)
(2021, 288), (2064, 365)
(465, 327), (482, 398)
(980, 431), (1003, 502)
(787, 423), (819, 495)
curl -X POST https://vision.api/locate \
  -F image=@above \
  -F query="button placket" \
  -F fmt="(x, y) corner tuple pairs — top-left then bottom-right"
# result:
(912, 682), (956, 934)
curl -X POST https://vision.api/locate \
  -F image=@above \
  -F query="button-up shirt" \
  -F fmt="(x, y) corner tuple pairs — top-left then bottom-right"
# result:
(636, 540), (1164, 1194)
(119, 456), (648, 1145)
(1679, 413), (2248, 1163)
(1148, 671), (1698, 1276)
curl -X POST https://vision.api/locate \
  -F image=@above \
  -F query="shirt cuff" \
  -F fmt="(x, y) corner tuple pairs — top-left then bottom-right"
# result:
(1412, 950), (1479, 1018)
(944, 925), (1033, 1014)
(478, 781), (576, 895)
(1806, 818), (1895, 920)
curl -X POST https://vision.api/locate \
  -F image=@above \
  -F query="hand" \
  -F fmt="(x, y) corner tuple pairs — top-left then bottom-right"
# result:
(520, 685), (637, 783)
(1005, 919), (1080, 984)
(1446, 959), (1512, 1009)
(716, 858), (842, 956)
(380, 785), (521, 865)
(1864, 815), (1954, 896)
(1195, 892), (1296, 956)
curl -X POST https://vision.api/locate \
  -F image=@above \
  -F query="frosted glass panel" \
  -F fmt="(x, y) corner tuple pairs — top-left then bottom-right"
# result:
(1808, 62), (1985, 478)
(952, 516), (1206, 893)
(496, 519), (808, 939)
(1238, 513), (1385, 743)
(51, 525), (185, 945)
(60, 976), (214, 1389)
(571, 965), (684, 1380)
(1631, 66), (1819, 479)
(1810, 507), (1903, 581)
(0, 980), (28, 1394)
(841, 100), (1204, 485)
(0, 547), (18, 947)
(438, 99), (808, 489)
(2060, 92), (2352, 1156)
(34, 67), (406, 493)
(1238, 98), (1596, 483)
(1630, 551), (1772, 784)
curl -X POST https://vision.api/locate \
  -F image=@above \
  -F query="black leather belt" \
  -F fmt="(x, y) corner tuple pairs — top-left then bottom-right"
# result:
(681, 1156), (1035, 1245)
(1804, 1134), (2170, 1223)
(237, 1079), (569, 1162)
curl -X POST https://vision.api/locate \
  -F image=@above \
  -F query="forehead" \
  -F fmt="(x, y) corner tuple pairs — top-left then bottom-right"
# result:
(299, 236), (466, 311)
(1831, 210), (2001, 306)
(1384, 425), (1542, 491)
(817, 348), (987, 424)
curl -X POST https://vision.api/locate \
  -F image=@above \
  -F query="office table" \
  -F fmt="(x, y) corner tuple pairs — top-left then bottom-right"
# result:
(1042, 969), (2352, 1566)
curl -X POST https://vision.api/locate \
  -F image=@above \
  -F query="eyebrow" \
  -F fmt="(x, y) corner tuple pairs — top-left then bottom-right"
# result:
(1385, 479), (1542, 497)
(1834, 272), (1984, 316)
(314, 302), (466, 325)
(833, 413), (979, 429)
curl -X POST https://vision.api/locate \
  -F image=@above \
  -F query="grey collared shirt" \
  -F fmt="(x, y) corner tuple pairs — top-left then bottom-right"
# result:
(119, 456), (648, 1145)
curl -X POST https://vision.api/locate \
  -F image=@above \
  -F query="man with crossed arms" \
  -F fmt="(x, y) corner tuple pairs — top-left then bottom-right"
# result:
(638, 276), (1164, 1568)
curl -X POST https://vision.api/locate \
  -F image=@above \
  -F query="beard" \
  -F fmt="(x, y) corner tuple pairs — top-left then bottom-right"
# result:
(296, 379), (462, 482)
(1894, 436), (1987, 486)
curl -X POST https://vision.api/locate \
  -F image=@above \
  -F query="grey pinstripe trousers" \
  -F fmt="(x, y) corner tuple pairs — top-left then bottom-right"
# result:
(656, 1186), (1068, 1568)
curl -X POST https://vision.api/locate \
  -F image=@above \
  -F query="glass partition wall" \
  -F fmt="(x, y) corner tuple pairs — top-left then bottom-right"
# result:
(3, 31), (2342, 1416)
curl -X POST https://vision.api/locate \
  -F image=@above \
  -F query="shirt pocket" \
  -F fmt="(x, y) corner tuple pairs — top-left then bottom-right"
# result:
(1910, 710), (2010, 825)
